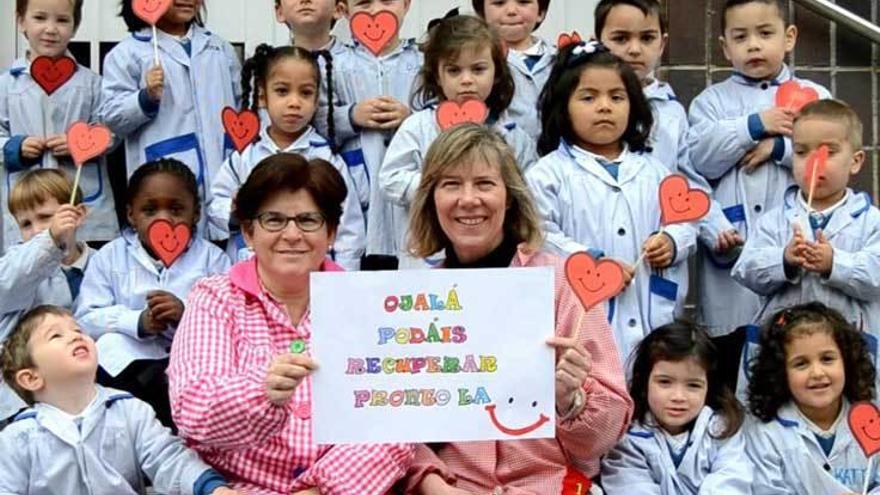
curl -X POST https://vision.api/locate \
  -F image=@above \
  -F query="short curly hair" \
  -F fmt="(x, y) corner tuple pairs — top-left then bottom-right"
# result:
(748, 302), (876, 422)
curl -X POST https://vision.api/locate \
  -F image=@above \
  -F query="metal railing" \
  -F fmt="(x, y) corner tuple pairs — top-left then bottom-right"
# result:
(793, 0), (880, 45)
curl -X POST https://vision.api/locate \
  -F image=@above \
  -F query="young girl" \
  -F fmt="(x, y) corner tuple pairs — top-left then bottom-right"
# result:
(379, 14), (537, 268)
(747, 303), (878, 494)
(99, 0), (241, 240)
(601, 321), (751, 493)
(207, 44), (364, 269)
(75, 159), (230, 428)
(526, 41), (696, 368)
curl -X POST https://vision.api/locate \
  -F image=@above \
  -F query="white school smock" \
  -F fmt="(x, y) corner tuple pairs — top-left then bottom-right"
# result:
(506, 37), (556, 139)
(746, 401), (880, 494)
(687, 65), (830, 336)
(0, 385), (224, 495)
(331, 39), (423, 256)
(0, 56), (118, 250)
(98, 26), (241, 239)
(526, 142), (696, 367)
(74, 229), (229, 377)
(207, 125), (365, 270)
(379, 107), (537, 265)
(601, 406), (753, 494)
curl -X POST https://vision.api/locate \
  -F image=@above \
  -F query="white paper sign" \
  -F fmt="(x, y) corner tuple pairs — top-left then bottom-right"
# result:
(310, 267), (556, 444)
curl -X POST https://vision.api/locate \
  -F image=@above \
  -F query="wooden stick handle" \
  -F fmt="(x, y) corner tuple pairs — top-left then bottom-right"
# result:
(69, 165), (82, 205)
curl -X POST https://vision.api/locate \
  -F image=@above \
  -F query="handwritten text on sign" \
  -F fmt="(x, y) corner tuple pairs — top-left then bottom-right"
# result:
(310, 268), (556, 444)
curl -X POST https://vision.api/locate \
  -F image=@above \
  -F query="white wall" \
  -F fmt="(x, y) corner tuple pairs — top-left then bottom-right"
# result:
(2, 0), (598, 69)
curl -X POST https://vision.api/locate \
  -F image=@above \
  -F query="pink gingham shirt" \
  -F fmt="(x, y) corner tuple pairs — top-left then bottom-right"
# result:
(404, 248), (633, 494)
(167, 258), (414, 495)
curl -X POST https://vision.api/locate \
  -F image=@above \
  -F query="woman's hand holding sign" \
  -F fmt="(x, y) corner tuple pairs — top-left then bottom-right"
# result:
(266, 353), (318, 407)
(547, 337), (592, 416)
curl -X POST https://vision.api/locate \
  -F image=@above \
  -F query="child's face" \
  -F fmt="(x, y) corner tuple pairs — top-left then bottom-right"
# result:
(567, 66), (630, 155)
(260, 58), (319, 140)
(126, 173), (199, 249)
(161, 0), (202, 28)
(438, 45), (496, 105)
(599, 5), (667, 84)
(647, 358), (708, 435)
(784, 329), (845, 422)
(720, 1), (796, 80)
(347, 0), (409, 22)
(16, 314), (97, 395)
(793, 116), (865, 207)
(276, 0), (344, 33)
(17, 0), (77, 59)
(481, 0), (545, 48)
(14, 196), (62, 242)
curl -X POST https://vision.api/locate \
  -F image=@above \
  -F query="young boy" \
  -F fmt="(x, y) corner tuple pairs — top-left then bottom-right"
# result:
(733, 99), (879, 334)
(0, 169), (89, 424)
(472, 0), (553, 139)
(332, 0), (421, 268)
(0, 305), (239, 494)
(687, 0), (830, 338)
(275, 0), (348, 143)
(1, 0), (118, 252)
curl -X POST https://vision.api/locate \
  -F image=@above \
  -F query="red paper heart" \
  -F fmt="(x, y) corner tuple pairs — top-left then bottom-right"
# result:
(565, 252), (626, 312)
(66, 122), (111, 166)
(557, 31), (583, 49)
(436, 100), (489, 131)
(775, 80), (819, 113)
(133, 0), (173, 25)
(147, 219), (191, 268)
(849, 402), (880, 457)
(659, 175), (711, 225)
(222, 107), (260, 153)
(31, 56), (76, 96)
(803, 145), (829, 188)
(350, 11), (399, 57)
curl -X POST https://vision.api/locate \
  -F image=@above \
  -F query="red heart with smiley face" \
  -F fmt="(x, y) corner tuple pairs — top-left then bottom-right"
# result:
(565, 252), (626, 312)
(557, 31), (583, 49)
(31, 56), (76, 96)
(803, 144), (829, 188)
(66, 122), (112, 166)
(436, 100), (489, 131)
(350, 11), (399, 57)
(659, 175), (711, 225)
(775, 80), (819, 113)
(849, 402), (880, 457)
(133, 0), (173, 25)
(222, 107), (260, 153)
(147, 219), (191, 268)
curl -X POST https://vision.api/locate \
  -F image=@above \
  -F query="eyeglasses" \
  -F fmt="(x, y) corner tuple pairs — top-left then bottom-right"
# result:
(254, 211), (325, 233)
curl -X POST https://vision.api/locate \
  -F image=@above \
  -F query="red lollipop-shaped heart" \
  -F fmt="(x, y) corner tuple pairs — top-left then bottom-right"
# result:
(350, 10), (399, 56)
(147, 219), (191, 268)
(557, 31), (583, 49)
(222, 107), (260, 153)
(849, 402), (880, 458)
(66, 122), (112, 166)
(132, 0), (173, 25)
(565, 252), (626, 311)
(436, 100), (489, 131)
(775, 80), (819, 113)
(658, 175), (711, 225)
(31, 56), (76, 96)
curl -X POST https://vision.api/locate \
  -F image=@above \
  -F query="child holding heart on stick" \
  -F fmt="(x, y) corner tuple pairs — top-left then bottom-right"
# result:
(1, 0), (118, 253)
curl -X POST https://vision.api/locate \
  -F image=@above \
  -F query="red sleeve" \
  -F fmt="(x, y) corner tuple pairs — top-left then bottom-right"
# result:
(400, 444), (458, 494)
(167, 277), (288, 450)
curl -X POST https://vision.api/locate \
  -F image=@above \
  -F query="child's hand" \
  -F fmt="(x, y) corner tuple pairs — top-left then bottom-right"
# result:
(146, 290), (185, 326)
(373, 96), (411, 129)
(643, 232), (675, 268)
(146, 65), (165, 102)
(759, 107), (795, 136)
(139, 307), (167, 335)
(739, 138), (776, 173)
(801, 230), (834, 275)
(351, 98), (387, 129)
(265, 353), (317, 407)
(21, 137), (46, 160)
(784, 224), (807, 267)
(547, 336), (591, 414)
(45, 134), (70, 158)
(48, 204), (85, 250)
(610, 260), (636, 288)
(715, 229), (744, 254)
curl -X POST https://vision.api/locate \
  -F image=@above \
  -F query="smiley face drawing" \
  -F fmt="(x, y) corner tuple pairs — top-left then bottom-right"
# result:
(141, 0), (166, 13)
(861, 415), (880, 442)
(351, 11), (398, 56)
(485, 396), (550, 437)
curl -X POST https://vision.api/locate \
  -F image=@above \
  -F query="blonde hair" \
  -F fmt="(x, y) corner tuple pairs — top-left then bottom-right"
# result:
(1, 305), (74, 405)
(8, 169), (82, 216)
(795, 99), (864, 150)
(408, 124), (543, 258)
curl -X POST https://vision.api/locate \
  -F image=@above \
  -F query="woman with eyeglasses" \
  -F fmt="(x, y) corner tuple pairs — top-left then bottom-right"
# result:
(167, 153), (413, 495)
